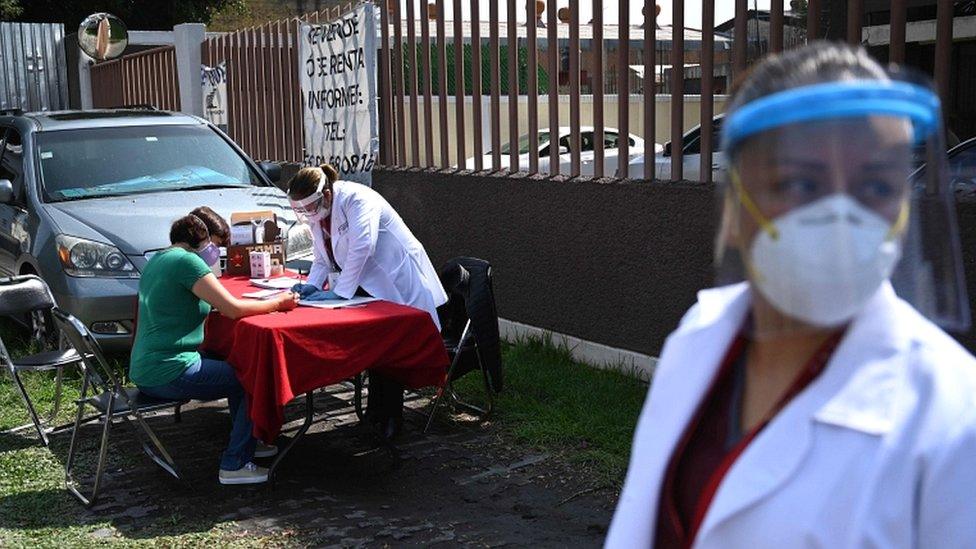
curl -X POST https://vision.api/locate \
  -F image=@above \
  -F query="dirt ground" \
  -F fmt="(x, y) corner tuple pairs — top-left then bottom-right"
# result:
(37, 385), (616, 547)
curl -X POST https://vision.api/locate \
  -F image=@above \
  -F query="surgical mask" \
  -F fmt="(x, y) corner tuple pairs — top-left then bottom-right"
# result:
(748, 194), (903, 327)
(196, 241), (220, 267)
(290, 173), (331, 223)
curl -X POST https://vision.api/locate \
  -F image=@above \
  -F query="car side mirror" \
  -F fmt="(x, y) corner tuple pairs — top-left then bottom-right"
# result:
(0, 179), (13, 204)
(663, 143), (672, 157)
(558, 146), (570, 155)
(257, 161), (282, 183)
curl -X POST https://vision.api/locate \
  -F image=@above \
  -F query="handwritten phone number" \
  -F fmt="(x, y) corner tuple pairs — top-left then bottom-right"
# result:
(302, 153), (376, 174)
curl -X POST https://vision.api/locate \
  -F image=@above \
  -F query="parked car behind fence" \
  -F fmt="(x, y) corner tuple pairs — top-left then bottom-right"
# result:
(626, 114), (725, 182)
(465, 127), (658, 177)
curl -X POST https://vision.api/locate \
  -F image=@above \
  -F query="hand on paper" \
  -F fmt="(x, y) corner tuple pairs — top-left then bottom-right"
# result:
(275, 292), (300, 312)
(291, 283), (321, 298)
(303, 289), (344, 302)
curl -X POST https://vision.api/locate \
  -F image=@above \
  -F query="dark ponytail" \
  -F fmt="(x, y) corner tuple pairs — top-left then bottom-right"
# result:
(189, 206), (229, 244)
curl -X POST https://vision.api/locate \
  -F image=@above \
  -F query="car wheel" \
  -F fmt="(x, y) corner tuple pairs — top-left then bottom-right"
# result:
(20, 269), (59, 350)
(27, 307), (59, 351)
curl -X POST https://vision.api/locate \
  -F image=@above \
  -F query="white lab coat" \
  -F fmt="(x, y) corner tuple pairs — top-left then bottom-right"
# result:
(606, 282), (976, 549)
(306, 180), (448, 330)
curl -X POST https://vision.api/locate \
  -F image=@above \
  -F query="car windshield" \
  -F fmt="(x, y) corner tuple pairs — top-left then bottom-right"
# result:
(35, 125), (262, 202)
(496, 131), (551, 155)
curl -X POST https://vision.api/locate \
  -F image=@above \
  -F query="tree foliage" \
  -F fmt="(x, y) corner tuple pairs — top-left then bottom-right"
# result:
(3, 0), (246, 31)
(790, 0), (809, 19)
(0, 0), (23, 19)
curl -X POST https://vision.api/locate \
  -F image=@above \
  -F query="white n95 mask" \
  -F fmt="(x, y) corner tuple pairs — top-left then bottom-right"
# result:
(749, 194), (903, 327)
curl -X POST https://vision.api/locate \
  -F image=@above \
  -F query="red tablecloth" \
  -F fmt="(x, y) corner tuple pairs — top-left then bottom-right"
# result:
(201, 276), (449, 442)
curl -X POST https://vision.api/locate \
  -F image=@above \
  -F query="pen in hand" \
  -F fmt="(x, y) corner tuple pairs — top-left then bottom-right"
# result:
(274, 291), (300, 312)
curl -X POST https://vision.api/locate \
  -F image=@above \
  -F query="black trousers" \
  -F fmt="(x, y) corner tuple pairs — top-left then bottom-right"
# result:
(366, 370), (404, 423)
(353, 287), (404, 425)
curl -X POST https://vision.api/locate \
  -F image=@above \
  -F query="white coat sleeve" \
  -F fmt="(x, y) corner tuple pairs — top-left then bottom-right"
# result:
(918, 406), (976, 548)
(306, 223), (331, 289)
(332, 193), (380, 299)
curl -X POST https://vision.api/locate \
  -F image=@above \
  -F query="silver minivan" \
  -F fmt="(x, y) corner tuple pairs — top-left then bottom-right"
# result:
(0, 109), (311, 353)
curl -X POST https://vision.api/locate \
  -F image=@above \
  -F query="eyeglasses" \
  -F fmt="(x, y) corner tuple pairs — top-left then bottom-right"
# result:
(289, 192), (324, 216)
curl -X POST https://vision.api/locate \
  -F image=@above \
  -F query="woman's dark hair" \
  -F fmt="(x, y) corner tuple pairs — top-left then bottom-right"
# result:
(190, 206), (229, 243)
(287, 163), (339, 200)
(728, 41), (889, 124)
(170, 215), (210, 248)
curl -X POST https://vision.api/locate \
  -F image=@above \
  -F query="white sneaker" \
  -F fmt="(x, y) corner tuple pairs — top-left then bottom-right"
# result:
(254, 441), (278, 458)
(218, 462), (269, 485)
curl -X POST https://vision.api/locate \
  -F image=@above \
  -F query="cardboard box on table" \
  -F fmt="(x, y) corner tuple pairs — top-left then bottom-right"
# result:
(249, 251), (273, 278)
(225, 210), (286, 277)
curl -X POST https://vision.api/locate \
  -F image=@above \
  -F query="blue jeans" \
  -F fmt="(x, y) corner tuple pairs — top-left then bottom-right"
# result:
(139, 357), (256, 471)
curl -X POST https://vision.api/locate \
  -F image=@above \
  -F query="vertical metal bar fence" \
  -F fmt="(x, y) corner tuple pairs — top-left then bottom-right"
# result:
(670, 0), (684, 181)
(526, 0), (539, 174)
(617, 0), (630, 178)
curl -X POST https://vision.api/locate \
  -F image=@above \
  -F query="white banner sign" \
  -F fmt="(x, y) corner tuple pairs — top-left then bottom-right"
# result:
(299, 4), (378, 185)
(201, 61), (228, 132)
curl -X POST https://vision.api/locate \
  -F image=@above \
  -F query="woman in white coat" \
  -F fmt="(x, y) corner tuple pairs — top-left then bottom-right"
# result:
(607, 43), (976, 548)
(286, 164), (447, 329)
(287, 164), (448, 439)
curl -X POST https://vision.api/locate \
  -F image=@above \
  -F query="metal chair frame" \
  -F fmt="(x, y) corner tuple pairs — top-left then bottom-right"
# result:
(424, 318), (496, 433)
(0, 275), (85, 446)
(53, 308), (186, 507)
(423, 258), (502, 433)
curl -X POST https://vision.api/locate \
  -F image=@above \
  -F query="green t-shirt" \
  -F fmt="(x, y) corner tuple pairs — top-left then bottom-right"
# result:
(130, 247), (213, 387)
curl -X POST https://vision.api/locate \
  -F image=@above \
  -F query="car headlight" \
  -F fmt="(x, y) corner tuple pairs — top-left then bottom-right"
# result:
(56, 235), (139, 278)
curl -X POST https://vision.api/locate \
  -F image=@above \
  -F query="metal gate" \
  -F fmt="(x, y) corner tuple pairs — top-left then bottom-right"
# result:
(90, 45), (181, 112)
(0, 22), (69, 112)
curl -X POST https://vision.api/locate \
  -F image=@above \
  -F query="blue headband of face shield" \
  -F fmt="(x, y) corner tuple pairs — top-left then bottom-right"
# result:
(721, 80), (941, 153)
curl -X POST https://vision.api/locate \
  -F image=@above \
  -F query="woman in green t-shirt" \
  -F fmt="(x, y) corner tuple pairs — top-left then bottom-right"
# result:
(131, 213), (299, 485)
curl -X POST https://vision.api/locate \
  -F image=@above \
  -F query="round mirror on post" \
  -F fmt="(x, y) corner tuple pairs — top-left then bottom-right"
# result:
(78, 13), (128, 61)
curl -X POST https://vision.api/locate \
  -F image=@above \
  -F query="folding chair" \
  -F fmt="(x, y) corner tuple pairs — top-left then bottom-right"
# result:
(424, 257), (503, 432)
(0, 275), (84, 446)
(52, 308), (186, 507)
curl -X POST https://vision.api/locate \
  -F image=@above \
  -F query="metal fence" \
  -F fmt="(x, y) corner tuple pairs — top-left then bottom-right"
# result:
(203, 23), (302, 162)
(91, 45), (181, 111)
(377, 0), (958, 182)
(0, 22), (69, 112)
(78, 0), (958, 183)
(200, 2), (356, 162)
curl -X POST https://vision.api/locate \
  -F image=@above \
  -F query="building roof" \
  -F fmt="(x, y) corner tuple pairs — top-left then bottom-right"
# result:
(389, 21), (732, 51)
(714, 9), (806, 32)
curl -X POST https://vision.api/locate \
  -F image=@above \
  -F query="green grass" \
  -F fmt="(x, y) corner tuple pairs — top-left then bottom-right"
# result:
(454, 335), (648, 487)
(0, 320), (297, 547)
(0, 322), (83, 432)
(0, 317), (649, 545)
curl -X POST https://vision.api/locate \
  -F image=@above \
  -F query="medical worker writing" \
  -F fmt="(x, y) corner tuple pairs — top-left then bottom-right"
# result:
(287, 164), (448, 437)
(287, 164), (447, 326)
(607, 42), (976, 548)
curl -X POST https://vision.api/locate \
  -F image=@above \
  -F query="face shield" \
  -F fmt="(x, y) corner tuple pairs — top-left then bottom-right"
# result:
(288, 174), (329, 223)
(716, 79), (969, 333)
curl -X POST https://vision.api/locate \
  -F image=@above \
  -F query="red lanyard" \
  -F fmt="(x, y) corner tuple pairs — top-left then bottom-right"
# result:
(664, 329), (845, 549)
(319, 217), (339, 271)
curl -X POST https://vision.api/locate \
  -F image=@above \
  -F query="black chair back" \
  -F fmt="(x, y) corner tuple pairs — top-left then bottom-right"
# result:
(438, 262), (470, 343)
(51, 308), (119, 396)
(0, 275), (55, 317)
(437, 257), (503, 393)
